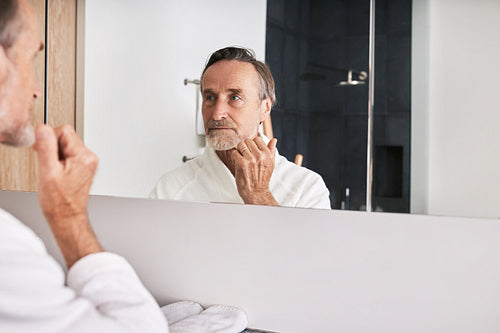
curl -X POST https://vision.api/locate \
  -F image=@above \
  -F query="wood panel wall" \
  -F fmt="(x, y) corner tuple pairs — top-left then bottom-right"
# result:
(47, 0), (76, 128)
(0, 0), (77, 192)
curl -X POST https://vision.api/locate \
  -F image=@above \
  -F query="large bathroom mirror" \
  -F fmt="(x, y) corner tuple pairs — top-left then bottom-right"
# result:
(79, 0), (500, 219)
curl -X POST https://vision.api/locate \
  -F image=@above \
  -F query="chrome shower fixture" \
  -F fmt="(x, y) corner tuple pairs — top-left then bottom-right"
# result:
(184, 78), (200, 85)
(300, 63), (368, 86)
(337, 70), (368, 86)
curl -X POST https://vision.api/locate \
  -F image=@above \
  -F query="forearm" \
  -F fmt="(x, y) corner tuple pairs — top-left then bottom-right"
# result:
(47, 213), (103, 269)
(240, 190), (279, 206)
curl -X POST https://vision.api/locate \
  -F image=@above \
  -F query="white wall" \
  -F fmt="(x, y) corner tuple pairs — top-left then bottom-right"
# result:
(83, 0), (267, 198)
(411, 0), (500, 219)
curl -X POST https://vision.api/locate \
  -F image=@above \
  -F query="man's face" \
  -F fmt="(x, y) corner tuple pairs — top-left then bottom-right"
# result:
(201, 60), (271, 151)
(0, 0), (42, 147)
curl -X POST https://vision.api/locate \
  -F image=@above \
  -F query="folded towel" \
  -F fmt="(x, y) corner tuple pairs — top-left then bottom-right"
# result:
(161, 300), (204, 325)
(161, 302), (248, 333)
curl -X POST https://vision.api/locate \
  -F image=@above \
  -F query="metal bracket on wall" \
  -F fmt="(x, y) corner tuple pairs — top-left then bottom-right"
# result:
(184, 78), (200, 85)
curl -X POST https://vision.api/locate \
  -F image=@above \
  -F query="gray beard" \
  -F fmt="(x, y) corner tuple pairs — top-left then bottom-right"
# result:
(206, 126), (258, 151)
(1, 123), (35, 148)
(206, 130), (242, 151)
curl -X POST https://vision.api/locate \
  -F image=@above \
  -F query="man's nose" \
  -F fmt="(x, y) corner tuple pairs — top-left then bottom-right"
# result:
(212, 100), (228, 120)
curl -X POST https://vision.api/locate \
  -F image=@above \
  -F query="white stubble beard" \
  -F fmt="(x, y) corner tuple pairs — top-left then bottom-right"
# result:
(205, 105), (262, 151)
(0, 71), (36, 148)
(206, 128), (242, 151)
(207, 124), (259, 151)
(0, 121), (35, 147)
(0, 102), (35, 148)
(11, 122), (35, 147)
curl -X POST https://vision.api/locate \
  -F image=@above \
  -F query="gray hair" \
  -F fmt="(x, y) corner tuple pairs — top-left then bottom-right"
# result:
(0, 0), (21, 50)
(201, 47), (276, 106)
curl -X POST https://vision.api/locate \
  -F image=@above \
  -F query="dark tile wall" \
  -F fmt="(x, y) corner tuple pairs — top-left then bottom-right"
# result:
(266, 0), (411, 212)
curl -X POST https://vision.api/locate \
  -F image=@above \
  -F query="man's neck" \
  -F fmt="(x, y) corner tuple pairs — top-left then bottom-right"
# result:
(215, 149), (236, 176)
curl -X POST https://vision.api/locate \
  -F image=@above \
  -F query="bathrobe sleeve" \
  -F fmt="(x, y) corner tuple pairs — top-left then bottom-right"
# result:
(293, 171), (332, 209)
(0, 209), (168, 333)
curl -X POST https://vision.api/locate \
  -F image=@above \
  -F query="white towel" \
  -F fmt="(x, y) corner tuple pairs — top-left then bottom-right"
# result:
(162, 302), (248, 333)
(161, 300), (203, 325)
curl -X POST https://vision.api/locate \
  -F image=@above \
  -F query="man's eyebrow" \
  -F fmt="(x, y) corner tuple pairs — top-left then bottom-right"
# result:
(227, 88), (243, 94)
(202, 88), (244, 95)
(202, 88), (215, 95)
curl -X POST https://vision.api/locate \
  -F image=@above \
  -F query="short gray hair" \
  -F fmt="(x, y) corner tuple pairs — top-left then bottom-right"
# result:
(201, 47), (276, 106)
(0, 0), (21, 50)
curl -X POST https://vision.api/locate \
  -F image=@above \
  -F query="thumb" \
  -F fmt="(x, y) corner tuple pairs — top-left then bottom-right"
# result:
(34, 124), (61, 175)
(268, 138), (277, 158)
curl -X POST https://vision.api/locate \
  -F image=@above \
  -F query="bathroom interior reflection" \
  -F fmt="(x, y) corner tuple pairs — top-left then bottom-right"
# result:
(266, 0), (411, 212)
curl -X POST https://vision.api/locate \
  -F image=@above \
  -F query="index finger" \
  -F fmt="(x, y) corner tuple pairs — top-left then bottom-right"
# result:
(253, 136), (269, 151)
(54, 125), (85, 160)
(229, 147), (245, 164)
(268, 138), (277, 158)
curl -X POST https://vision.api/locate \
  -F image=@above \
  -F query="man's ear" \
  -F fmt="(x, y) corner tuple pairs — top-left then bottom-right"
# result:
(259, 98), (273, 122)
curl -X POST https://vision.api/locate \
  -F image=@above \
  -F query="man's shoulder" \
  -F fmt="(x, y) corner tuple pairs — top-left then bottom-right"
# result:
(0, 208), (29, 233)
(271, 154), (331, 209)
(0, 209), (46, 253)
(150, 156), (208, 199)
(159, 157), (204, 181)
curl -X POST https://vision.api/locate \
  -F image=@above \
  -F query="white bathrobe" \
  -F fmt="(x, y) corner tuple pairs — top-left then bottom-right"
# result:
(0, 208), (167, 333)
(151, 144), (331, 209)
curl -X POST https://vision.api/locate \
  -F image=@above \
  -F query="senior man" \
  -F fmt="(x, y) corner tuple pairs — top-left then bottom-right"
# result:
(0, 0), (167, 331)
(151, 47), (331, 209)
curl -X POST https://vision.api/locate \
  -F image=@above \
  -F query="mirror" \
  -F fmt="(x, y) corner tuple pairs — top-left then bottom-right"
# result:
(80, 0), (500, 219)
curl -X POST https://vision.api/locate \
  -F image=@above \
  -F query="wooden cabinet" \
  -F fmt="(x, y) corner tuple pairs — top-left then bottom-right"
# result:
(0, 0), (77, 192)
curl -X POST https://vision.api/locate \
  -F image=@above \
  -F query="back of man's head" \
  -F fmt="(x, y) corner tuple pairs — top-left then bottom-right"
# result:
(0, 0), (21, 50)
(201, 46), (276, 106)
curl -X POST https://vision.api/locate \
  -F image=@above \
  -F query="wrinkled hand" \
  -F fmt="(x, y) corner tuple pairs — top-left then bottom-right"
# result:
(34, 124), (98, 220)
(230, 136), (279, 206)
(34, 124), (102, 268)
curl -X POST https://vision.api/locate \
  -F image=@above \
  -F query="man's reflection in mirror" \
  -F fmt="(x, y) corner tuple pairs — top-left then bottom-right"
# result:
(151, 47), (330, 209)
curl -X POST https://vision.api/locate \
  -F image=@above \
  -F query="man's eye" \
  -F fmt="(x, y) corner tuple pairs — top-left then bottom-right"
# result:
(230, 95), (241, 101)
(205, 95), (215, 101)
